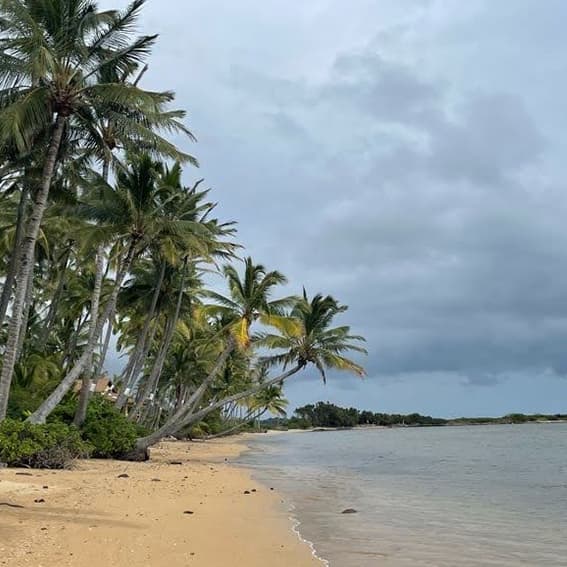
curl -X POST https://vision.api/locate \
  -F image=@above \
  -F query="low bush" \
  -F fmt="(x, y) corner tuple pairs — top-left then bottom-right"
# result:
(50, 396), (144, 458)
(0, 419), (90, 469)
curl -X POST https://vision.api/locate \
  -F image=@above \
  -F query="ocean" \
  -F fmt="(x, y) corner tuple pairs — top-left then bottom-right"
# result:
(237, 424), (567, 566)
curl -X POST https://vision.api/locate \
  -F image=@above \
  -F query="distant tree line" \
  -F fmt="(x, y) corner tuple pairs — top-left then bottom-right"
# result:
(261, 402), (567, 429)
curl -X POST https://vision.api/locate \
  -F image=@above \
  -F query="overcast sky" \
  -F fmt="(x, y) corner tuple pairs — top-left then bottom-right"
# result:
(104, 0), (567, 417)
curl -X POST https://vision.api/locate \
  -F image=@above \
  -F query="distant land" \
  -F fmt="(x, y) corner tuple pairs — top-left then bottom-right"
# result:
(261, 401), (567, 430)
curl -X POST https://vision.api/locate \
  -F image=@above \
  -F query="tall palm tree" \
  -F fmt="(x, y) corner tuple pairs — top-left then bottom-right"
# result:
(27, 154), (168, 422)
(0, 0), (175, 419)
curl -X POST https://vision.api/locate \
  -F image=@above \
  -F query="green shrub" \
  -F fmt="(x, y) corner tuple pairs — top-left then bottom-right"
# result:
(0, 420), (90, 469)
(50, 396), (144, 458)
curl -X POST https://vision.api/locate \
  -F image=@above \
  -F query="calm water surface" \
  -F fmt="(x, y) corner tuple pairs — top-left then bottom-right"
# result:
(238, 424), (567, 566)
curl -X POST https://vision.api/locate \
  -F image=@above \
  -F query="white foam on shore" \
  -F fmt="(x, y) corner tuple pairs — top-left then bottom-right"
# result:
(286, 501), (330, 566)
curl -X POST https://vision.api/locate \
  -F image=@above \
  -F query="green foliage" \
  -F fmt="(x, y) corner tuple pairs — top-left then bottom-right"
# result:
(6, 353), (64, 419)
(0, 419), (89, 469)
(266, 402), (448, 429)
(266, 404), (567, 430)
(50, 396), (144, 458)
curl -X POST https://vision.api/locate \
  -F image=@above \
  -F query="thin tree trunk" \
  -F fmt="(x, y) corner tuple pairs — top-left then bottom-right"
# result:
(129, 317), (174, 421)
(63, 309), (89, 370)
(73, 246), (105, 427)
(27, 239), (137, 424)
(93, 307), (114, 377)
(206, 408), (267, 440)
(134, 363), (303, 455)
(115, 259), (166, 410)
(14, 253), (35, 361)
(132, 260), (186, 421)
(0, 186), (28, 328)
(39, 244), (72, 345)
(116, 319), (158, 412)
(131, 337), (238, 452)
(0, 114), (67, 421)
(167, 336), (237, 429)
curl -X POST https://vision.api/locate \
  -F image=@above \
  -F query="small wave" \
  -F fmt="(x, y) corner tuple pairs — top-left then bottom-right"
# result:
(287, 501), (330, 566)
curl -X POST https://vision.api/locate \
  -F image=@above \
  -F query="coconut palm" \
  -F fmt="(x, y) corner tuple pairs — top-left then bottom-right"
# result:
(258, 291), (367, 382)
(0, 0), (176, 419)
(127, 258), (289, 453)
(132, 288), (366, 458)
(26, 154), (166, 422)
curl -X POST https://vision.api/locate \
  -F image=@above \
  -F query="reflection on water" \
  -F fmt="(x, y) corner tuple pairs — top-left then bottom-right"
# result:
(238, 424), (567, 566)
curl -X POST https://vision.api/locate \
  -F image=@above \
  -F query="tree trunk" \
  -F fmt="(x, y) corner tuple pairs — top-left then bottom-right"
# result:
(206, 408), (267, 440)
(116, 319), (158, 412)
(0, 114), (67, 421)
(14, 253), (35, 361)
(93, 314), (113, 379)
(62, 309), (89, 371)
(27, 239), (137, 424)
(38, 244), (72, 345)
(131, 340), (237, 454)
(129, 317), (174, 422)
(115, 259), (166, 410)
(131, 260), (186, 422)
(73, 246), (105, 427)
(133, 363), (303, 457)
(0, 186), (28, 328)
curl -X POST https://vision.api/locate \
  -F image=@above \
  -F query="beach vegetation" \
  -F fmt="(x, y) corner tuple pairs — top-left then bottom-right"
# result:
(0, 419), (89, 468)
(0, 0), (367, 465)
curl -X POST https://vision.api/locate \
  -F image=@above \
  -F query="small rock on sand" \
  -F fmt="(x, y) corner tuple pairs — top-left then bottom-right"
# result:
(341, 508), (357, 514)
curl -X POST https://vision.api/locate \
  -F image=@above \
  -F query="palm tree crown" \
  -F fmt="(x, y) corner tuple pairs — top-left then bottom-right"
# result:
(259, 291), (367, 382)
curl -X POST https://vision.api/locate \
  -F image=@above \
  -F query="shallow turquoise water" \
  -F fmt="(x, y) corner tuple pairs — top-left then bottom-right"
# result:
(238, 424), (567, 566)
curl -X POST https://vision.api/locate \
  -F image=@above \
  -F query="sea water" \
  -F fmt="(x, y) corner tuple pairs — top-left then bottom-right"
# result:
(238, 424), (567, 566)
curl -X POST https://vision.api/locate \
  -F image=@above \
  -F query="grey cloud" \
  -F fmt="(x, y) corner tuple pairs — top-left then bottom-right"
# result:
(429, 94), (545, 184)
(103, 0), (567, 414)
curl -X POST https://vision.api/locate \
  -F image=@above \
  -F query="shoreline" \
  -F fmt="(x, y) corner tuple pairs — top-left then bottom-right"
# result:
(0, 437), (323, 567)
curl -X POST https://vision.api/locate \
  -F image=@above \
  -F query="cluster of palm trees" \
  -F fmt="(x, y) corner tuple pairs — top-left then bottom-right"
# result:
(0, 0), (366, 457)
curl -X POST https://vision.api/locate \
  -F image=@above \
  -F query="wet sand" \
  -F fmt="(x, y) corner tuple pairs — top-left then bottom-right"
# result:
(0, 438), (322, 566)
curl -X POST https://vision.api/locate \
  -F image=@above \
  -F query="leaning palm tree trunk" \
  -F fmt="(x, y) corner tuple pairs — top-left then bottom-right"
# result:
(130, 337), (237, 452)
(38, 245), (72, 345)
(14, 256), (35, 362)
(206, 408), (267, 440)
(0, 186), (28, 328)
(73, 246), (105, 427)
(93, 313), (114, 379)
(115, 260), (166, 410)
(0, 114), (67, 421)
(117, 320), (159, 412)
(129, 317), (174, 421)
(132, 260), (187, 421)
(134, 363), (303, 456)
(27, 240), (137, 424)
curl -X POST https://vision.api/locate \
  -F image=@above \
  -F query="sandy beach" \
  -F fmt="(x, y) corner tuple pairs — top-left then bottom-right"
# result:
(0, 437), (322, 567)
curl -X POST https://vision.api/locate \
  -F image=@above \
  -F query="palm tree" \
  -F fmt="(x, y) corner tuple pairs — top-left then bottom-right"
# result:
(258, 291), (367, 382)
(128, 258), (289, 453)
(27, 154), (166, 422)
(0, 0), (175, 419)
(191, 292), (366, 420)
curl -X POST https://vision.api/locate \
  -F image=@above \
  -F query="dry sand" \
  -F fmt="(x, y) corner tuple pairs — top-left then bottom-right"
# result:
(0, 438), (323, 566)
